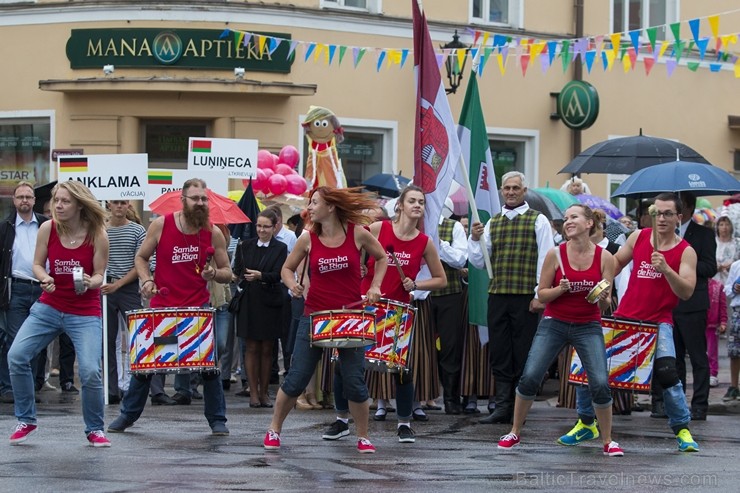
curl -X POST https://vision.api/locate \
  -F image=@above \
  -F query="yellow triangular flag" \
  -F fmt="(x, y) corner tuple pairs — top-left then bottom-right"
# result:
(611, 33), (621, 53)
(258, 35), (267, 55)
(708, 15), (719, 39)
(658, 40), (670, 59)
(387, 49), (401, 66)
(314, 43), (325, 62)
(497, 53), (506, 75)
(530, 42), (545, 60)
(735, 60), (740, 78)
(605, 50), (616, 71)
(482, 32), (490, 48)
(623, 53), (632, 72)
(456, 49), (466, 72)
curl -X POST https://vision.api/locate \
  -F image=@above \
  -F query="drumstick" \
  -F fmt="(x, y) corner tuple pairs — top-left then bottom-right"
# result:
(298, 257), (309, 286)
(386, 245), (406, 281)
(648, 204), (658, 252)
(554, 246), (566, 278)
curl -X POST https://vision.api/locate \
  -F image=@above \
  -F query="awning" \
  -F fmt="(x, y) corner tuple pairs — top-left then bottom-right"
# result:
(39, 77), (317, 97)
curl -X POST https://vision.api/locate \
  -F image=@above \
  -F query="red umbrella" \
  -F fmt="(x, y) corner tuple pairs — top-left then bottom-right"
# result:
(149, 189), (251, 225)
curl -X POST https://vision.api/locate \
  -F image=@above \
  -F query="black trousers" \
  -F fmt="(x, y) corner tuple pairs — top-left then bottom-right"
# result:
(431, 292), (465, 396)
(487, 294), (539, 385)
(673, 309), (710, 413)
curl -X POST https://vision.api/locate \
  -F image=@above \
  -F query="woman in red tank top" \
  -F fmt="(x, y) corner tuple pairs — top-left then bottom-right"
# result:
(8, 181), (110, 447)
(497, 204), (625, 457)
(333, 185), (446, 443)
(263, 187), (388, 454)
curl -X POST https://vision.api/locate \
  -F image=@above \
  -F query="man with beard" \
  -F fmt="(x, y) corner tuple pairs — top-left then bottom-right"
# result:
(107, 179), (233, 435)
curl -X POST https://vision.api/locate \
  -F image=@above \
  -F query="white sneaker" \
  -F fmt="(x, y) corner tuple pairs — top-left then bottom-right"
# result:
(709, 376), (719, 388)
(41, 381), (57, 392)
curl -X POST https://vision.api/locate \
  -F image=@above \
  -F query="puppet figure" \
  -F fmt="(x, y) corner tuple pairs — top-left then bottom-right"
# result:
(302, 106), (346, 189)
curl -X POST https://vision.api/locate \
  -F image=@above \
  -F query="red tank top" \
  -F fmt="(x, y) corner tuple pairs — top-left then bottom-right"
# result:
(40, 222), (100, 317)
(361, 220), (427, 304)
(543, 243), (602, 323)
(151, 213), (212, 308)
(304, 223), (362, 314)
(614, 228), (690, 324)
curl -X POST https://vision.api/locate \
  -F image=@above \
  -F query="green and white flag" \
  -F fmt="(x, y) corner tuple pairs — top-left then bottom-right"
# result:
(457, 70), (500, 329)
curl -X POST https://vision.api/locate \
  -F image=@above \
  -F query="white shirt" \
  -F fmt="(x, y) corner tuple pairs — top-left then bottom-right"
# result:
(12, 213), (39, 281)
(724, 260), (740, 309)
(274, 226), (296, 254)
(437, 216), (468, 269)
(467, 202), (554, 294)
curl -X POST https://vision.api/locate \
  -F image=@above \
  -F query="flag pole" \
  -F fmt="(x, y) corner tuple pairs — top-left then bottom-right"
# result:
(456, 153), (493, 279)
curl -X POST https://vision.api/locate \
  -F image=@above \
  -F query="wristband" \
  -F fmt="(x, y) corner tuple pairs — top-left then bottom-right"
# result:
(412, 281), (418, 291)
(142, 279), (154, 287)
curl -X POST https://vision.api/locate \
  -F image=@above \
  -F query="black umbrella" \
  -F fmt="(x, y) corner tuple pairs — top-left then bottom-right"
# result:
(33, 180), (57, 215)
(361, 173), (411, 198)
(497, 190), (563, 221)
(559, 132), (709, 176)
(229, 180), (261, 242)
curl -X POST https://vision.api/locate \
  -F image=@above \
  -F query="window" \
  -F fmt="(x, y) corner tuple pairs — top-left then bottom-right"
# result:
(471, 0), (523, 27)
(143, 121), (209, 167)
(300, 117), (396, 189)
(321, 0), (382, 13)
(0, 116), (52, 219)
(612, 0), (677, 40)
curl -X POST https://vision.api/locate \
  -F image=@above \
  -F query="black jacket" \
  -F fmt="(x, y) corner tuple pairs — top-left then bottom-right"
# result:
(0, 210), (49, 310)
(675, 220), (717, 313)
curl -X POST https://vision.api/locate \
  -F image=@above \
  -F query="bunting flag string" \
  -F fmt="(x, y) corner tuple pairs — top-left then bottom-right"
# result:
(221, 8), (740, 78)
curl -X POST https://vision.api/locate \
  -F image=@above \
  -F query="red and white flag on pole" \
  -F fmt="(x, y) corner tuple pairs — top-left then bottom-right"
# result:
(413, 0), (462, 248)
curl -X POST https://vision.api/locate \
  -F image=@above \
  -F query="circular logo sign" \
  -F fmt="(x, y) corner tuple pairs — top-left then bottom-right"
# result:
(688, 174), (701, 181)
(557, 81), (600, 130)
(152, 32), (183, 65)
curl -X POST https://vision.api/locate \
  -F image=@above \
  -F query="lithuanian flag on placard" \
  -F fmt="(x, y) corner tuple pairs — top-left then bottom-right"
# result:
(148, 170), (173, 185)
(59, 157), (88, 173)
(191, 139), (212, 153)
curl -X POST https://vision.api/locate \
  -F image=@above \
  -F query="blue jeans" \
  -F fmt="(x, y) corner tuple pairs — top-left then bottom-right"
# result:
(0, 281), (44, 396)
(516, 317), (612, 409)
(334, 367), (414, 420)
(8, 302), (104, 433)
(282, 316), (368, 402)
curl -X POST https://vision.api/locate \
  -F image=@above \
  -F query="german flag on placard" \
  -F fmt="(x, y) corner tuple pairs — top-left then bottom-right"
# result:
(59, 157), (88, 173)
(191, 139), (212, 153)
(148, 170), (173, 185)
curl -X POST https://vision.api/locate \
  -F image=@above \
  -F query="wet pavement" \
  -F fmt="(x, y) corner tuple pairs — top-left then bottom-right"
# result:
(1, 340), (739, 492)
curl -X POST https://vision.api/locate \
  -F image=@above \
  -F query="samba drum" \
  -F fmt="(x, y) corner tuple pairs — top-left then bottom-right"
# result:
(568, 317), (658, 393)
(127, 307), (216, 374)
(585, 279), (610, 304)
(309, 309), (376, 348)
(363, 298), (417, 373)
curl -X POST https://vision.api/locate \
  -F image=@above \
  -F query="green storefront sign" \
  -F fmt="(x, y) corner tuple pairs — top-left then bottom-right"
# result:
(66, 29), (294, 73)
(556, 81), (599, 130)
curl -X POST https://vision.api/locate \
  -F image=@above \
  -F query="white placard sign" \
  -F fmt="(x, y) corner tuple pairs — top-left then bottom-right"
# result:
(187, 137), (257, 179)
(57, 154), (148, 200)
(145, 168), (228, 210)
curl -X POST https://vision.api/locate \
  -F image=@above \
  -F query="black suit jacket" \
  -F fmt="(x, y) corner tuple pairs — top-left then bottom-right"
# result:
(675, 220), (717, 313)
(0, 211), (49, 309)
(232, 237), (288, 305)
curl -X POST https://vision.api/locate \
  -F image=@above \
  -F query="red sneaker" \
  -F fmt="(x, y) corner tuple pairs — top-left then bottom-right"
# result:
(357, 437), (376, 454)
(9, 422), (37, 445)
(264, 430), (281, 450)
(87, 430), (112, 447)
(603, 441), (624, 457)
(497, 433), (520, 450)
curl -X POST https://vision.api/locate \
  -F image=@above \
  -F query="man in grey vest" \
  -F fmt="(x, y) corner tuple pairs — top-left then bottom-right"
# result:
(469, 171), (553, 424)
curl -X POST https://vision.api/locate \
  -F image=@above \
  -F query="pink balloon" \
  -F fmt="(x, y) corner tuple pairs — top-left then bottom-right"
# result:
(257, 150), (275, 170)
(285, 174), (308, 195)
(271, 153), (280, 167)
(253, 170), (267, 192)
(278, 145), (300, 168)
(275, 163), (295, 176)
(268, 173), (288, 195)
(261, 168), (275, 181)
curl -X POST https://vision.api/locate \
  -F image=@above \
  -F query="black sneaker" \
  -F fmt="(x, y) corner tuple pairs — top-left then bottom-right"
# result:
(397, 424), (416, 443)
(322, 420), (350, 440)
(61, 382), (79, 393)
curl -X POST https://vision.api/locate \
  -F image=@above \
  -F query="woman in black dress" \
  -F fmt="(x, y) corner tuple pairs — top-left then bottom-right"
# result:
(234, 209), (288, 407)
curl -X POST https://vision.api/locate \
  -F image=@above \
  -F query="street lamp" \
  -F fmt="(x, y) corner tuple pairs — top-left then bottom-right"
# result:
(441, 30), (468, 94)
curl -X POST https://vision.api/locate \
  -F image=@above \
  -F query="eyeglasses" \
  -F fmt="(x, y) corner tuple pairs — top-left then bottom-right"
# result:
(654, 211), (677, 218)
(183, 195), (208, 203)
(14, 195), (34, 201)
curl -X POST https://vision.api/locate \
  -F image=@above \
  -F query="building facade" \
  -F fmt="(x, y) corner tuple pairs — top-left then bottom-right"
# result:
(0, 0), (738, 218)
